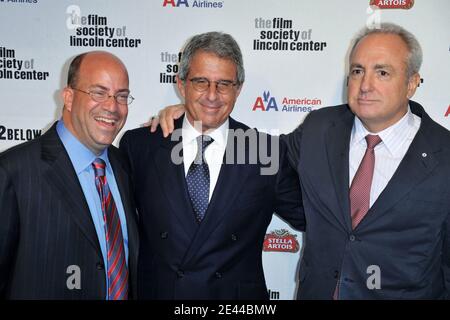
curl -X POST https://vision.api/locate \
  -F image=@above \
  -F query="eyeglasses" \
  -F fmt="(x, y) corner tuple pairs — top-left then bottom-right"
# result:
(189, 77), (239, 94)
(71, 87), (134, 105)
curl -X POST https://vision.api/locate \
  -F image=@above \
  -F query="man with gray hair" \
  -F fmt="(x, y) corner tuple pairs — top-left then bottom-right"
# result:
(284, 22), (450, 299)
(120, 31), (304, 299)
(155, 23), (450, 299)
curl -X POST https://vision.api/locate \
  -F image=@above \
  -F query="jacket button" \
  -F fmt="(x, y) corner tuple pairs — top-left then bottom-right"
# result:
(231, 234), (237, 241)
(177, 270), (184, 278)
(215, 272), (222, 279)
(160, 231), (168, 239)
(349, 234), (356, 242)
(96, 262), (104, 270)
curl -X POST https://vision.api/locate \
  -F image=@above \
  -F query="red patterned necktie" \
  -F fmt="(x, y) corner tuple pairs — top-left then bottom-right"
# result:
(349, 134), (382, 229)
(92, 158), (129, 300)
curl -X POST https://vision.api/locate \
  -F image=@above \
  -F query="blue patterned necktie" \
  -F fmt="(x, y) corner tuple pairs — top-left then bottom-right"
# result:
(186, 135), (214, 223)
(92, 158), (129, 300)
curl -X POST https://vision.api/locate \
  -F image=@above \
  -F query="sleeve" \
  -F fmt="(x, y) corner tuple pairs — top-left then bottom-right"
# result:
(280, 123), (303, 173)
(0, 163), (20, 298)
(118, 131), (134, 171)
(273, 137), (306, 232)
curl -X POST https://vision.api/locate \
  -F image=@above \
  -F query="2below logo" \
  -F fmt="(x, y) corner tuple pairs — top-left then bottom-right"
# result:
(263, 229), (300, 253)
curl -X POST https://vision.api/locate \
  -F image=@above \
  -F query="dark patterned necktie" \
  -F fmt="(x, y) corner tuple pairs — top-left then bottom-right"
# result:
(349, 134), (382, 229)
(186, 135), (214, 223)
(92, 158), (128, 300)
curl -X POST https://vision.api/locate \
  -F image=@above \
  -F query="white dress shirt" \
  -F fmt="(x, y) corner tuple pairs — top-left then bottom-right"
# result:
(182, 117), (228, 201)
(349, 106), (421, 207)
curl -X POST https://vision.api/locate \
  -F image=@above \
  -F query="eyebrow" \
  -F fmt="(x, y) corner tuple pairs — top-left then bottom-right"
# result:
(350, 63), (363, 69)
(374, 64), (393, 70)
(89, 84), (130, 93)
(350, 63), (393, 70)
(191, 77), (235, 82)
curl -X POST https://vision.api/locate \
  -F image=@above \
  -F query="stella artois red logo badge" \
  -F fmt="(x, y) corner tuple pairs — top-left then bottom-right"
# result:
(369, 0), (415, 9)
(263, 229), (300, 253)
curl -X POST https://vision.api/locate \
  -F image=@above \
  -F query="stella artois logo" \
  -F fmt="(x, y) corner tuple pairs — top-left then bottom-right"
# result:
(263, 229), (299, 253)
(369, 0), (415, 9)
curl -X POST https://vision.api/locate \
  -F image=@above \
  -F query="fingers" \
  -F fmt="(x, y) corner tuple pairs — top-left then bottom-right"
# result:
(159, 108), (172, 138)
(146, 104), (186, 138)
(150, 116), (160, 133)
(160, 104), (185, 138)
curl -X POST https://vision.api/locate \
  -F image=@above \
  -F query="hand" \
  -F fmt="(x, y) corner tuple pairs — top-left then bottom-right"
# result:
(150, 104), (185, 137)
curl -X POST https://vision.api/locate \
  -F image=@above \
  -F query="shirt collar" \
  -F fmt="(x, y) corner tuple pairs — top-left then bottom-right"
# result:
(56, 119), (109, 174)
(182, 116), (229, 148)
(351, 104), (416, 157)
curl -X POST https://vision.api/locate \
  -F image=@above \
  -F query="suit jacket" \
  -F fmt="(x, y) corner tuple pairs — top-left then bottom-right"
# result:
(284, 100), (450, 299)
(0, 123), (139, 299)
(120, 116), (304, 300)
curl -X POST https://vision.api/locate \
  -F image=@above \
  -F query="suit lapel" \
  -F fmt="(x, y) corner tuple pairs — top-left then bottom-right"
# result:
(108, 147), (139, 296)
(154, 118), (199, 239)
(41, 124), (102, 256)
(181, 118), (251, 267)
(325, 108), (354, 231)
(108, 147), (138, 245)
(356, 104), (440, 230)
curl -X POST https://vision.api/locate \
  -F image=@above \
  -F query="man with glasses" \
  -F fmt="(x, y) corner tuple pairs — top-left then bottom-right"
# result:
(153, 24), (450, 299)
(0, 51), (138, 299)
(120, 32), (304, 299)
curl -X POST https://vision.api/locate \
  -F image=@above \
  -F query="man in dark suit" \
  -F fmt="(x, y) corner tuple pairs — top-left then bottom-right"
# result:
(120, 32), (304, 299)
(285, 23), (450, 299)
(155, 23), (450, 299)
(0, 51), (138, 299)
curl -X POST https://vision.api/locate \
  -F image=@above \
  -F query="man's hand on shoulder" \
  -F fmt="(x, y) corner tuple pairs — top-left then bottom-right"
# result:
(149, 104), (186, 137)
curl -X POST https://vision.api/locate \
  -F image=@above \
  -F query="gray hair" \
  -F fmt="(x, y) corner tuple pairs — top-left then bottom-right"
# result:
(349, 23), (422, 78)
(178, 31), (245, 85)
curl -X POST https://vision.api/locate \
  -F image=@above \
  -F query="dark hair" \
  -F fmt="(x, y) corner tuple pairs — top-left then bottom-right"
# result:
(67, 52), (88, 87)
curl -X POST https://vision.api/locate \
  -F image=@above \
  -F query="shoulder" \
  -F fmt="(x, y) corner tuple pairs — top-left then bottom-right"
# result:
(422, 118), (450, 150)
(119, 126), (164, 151)
(0, 134), (43, 168)
(305, 104), (352, 124)
(411, 100), (450, 149)
(228, 117), (278, 146)
(121, 126), (155, 143)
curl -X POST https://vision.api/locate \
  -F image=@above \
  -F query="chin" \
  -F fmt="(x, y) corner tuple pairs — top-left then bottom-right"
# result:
(95, 136), (115, 146)
(201, 117), (221, 128)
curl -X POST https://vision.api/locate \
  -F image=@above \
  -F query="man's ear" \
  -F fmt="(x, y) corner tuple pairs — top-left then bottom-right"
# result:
(235, 82), (243, 98)
(62, 86), (74, 112)
(176, 75), (186, 99)
(406, 73), (421, 99)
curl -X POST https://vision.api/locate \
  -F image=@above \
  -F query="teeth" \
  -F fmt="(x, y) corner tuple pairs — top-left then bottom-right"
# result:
(95, 117), (116, 125)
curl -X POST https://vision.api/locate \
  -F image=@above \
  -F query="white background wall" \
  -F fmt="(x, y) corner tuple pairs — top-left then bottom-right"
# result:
(1, 0), (449, 299)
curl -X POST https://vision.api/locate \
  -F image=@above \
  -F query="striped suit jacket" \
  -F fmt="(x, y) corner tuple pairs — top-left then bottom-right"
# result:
(0, 123), (138, 299)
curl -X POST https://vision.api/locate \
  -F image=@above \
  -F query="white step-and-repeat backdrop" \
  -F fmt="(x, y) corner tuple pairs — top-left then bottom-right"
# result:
(1, 0), (449, 300)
